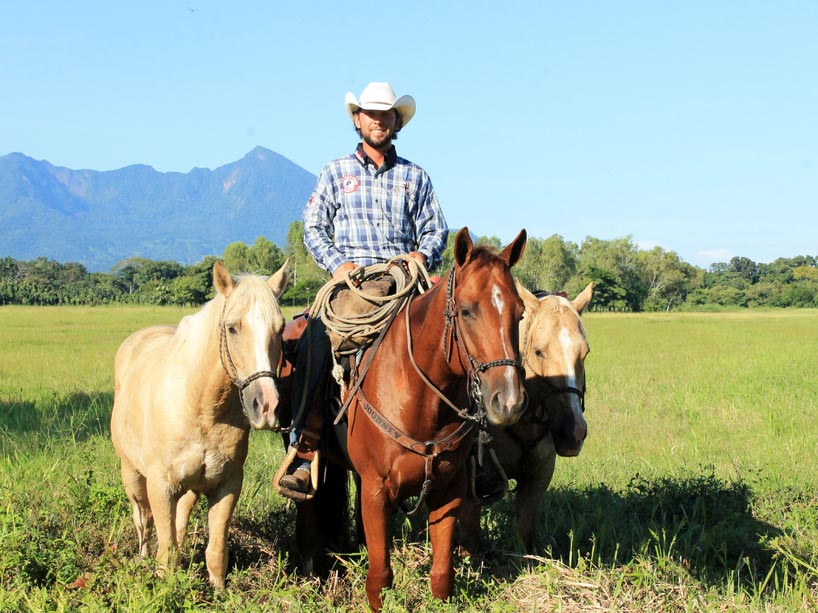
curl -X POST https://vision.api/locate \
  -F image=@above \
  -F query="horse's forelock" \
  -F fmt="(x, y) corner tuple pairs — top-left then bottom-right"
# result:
(469, 245), (502, 265)
(542, 294), (575, 316)
(224, 274), (283, 328)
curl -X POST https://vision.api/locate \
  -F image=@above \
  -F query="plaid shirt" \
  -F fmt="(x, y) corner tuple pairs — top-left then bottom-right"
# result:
(303, 144), (448, 273)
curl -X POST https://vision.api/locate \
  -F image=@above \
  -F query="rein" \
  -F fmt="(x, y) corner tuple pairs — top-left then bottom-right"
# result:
(353, 265), (523, 515)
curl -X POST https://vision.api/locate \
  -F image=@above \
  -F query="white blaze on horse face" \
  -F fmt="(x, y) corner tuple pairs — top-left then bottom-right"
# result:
(249, 302), (275, 373)
(490, 284), (513, 357)
(558, 325), (585, 428)
(491, 283), (521, 408)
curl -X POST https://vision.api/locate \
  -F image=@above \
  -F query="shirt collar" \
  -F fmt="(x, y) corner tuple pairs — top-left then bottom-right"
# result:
(355, 143), (397, 173)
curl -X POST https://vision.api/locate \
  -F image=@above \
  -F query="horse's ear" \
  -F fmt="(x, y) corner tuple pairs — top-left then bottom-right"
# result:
(453, 227), (473, 267)
(213, 261), (235, 297)
(268, 259), (290, 298)
(500, 229), (527, 268)
(572, 282), (594, 314)
(515, 278), (539, 314)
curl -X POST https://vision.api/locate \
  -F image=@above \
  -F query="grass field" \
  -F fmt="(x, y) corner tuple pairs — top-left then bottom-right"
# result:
(1, 305), (817, 611)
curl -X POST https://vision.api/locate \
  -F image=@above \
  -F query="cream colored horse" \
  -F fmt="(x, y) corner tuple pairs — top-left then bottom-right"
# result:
(460, 281), (592, 553)
(111, 260), (289, 588)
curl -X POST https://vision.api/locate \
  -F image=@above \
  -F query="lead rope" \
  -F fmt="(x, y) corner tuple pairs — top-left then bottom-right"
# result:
(312, 256), (431, 356)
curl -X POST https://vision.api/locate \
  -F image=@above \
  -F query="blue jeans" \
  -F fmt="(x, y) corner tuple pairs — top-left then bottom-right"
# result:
(288, 315), (331, 471)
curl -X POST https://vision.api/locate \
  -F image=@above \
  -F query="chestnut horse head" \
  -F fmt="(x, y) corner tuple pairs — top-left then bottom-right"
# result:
(444, 228), (529, 426)
(346, 227), (527, 610)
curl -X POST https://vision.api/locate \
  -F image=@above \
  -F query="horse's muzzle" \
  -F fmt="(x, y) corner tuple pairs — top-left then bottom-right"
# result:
(242, 377), (282, 430)
(554, 409), (587, 456)
(485, 380), (527, 427)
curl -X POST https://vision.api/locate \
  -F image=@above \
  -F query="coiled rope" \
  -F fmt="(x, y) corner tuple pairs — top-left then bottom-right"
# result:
(311, 256), (432, 356)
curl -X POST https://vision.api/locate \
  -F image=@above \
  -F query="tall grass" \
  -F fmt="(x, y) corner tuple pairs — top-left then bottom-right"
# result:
(1, 305), (816, 611)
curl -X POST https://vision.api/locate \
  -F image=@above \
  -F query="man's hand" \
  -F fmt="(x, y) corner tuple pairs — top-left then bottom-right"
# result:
(407, 252), (428, 267)
(332, 262), (357, 281)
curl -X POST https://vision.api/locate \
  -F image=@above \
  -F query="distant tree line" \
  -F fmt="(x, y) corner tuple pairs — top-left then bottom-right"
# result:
(1, 222), (816, 311)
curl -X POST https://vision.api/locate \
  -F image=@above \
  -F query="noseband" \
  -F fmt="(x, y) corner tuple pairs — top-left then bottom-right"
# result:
(531, 382), (586, 423)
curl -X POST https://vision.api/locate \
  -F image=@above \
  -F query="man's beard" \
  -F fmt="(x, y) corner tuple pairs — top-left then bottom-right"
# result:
(363, 131), (393, 150)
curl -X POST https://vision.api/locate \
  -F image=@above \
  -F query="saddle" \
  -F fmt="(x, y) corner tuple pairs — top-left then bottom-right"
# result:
(274, 278), (396, 501)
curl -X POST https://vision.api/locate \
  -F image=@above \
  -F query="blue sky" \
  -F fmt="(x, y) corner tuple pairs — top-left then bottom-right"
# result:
(2, 1), (816, 269)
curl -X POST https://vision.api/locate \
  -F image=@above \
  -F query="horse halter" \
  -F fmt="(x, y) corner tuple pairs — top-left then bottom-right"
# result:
(218, 302), (278, 401)
(533, 382), (586, 420)
(520, 323), (586, 423)
(441, 268), (524, 408)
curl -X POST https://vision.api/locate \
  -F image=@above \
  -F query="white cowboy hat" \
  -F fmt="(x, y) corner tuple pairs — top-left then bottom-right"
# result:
(344, 82), (416, 128)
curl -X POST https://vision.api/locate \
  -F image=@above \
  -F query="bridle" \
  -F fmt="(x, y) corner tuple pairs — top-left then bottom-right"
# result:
(347, 263), (526, 515)
(218, 301), (278, 407)
(439, 267), (525, 414)
(526, 381), (586, 428)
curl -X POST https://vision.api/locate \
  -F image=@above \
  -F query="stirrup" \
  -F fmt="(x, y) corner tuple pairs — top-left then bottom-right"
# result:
(273, 445), (320, 502)
(469, 449), (509, 504)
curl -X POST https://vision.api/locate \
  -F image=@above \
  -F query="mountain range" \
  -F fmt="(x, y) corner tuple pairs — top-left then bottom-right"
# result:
(0, 147), (316, 272)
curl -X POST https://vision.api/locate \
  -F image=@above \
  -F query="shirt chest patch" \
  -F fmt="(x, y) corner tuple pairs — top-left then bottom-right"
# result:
(342, 175), (360, 193)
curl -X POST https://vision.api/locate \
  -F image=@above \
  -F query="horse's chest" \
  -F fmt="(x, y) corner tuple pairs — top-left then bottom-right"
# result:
(386, 445), (468, 498)
(169, 430), (247, 491)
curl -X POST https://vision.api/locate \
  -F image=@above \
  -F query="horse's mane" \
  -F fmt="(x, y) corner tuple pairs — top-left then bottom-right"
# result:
(172, 273), (281, 358)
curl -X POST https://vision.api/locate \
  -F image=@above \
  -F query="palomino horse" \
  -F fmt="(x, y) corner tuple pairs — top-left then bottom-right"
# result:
(344, 227), (528, 610)
(111, 261), (289, 588)
(459, 281), (592, 554)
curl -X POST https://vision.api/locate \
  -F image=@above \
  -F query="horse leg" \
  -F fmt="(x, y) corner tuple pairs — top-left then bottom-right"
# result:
(359, 477), (393, 611)
(145, 470), (179, 572)
(427, 477), (464, 601)
(175, 490), (199, 549)
(515, 450), (555, 552)
(120, 458), (153, 558)
(204, 473), (242, 589)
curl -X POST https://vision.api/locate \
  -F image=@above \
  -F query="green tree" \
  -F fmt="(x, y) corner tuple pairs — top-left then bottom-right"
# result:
(576, 236), (646, 311)
(248, 236), (284, 274)
(584, 267), (628, 310)
(222, 242), (252, 273)
(637, 247), (702, 311)
(515, 234), (578, 292)
(284, 221), (326, 289)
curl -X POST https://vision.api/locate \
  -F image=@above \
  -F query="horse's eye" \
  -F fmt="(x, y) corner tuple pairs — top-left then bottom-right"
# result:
(534, 349), (545, 360)
(460, 308), (472, 319)
(227, 324), (239, 335)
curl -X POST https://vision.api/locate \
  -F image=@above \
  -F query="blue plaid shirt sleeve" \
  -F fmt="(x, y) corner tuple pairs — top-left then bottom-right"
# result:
(302, 165), (347, 273)
(413, 170), (447, 270)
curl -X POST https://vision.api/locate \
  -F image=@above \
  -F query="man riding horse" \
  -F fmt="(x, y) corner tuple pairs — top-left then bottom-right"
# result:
(278, 82), (448, 495)
(279, 84), (509, 505)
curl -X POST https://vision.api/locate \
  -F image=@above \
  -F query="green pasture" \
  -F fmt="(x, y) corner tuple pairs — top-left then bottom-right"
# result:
(0, 305), (816, 611)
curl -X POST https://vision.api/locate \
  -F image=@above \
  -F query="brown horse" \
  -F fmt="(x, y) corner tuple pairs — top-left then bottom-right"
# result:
(111, 261), (289, 588)
(459, 281), (592, 554)
(343, 227), (528, 610)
